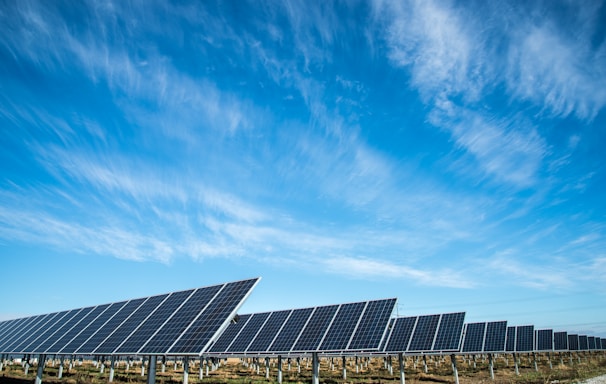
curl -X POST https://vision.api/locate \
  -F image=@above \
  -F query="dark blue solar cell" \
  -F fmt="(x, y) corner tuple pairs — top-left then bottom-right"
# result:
(506, 327), (516, 352)
(384, 316), (416, 352)
(568, 334), (579, 351)
(22, 310), (73, 353)
(408, 314), (440, 352)
(226, 313), (270, 352)
(319, 302), (366, 351)
(60, 302), (126, 354)
(10, 312), (63, 353)
(433, 312), (465, 351)
(168, 278), (258, 354)
(462, 322), (486, 353)
(269, 308), (313, 352)
(116, 289), (193, 354)
(579, 335), (589, 350)
(553, 332), (568, 351)
(0, 317), (34, 351)
(348, 299), (396, 350)
(484, 321), (507, 352)
(292, 305), (338, 351)
(94, 294), (168, 354)
(588, 336), (596, 350)
(516, 325), (534, 352)
(248, 310), (291, 352)
(210, 314), (252, 353)
(46, 305), (108, 354)
(140, 285), (222, 354)
(535, 329), (553, 351)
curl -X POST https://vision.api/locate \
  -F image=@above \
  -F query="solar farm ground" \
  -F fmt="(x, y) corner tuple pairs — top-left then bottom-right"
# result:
(1, 353), (605, 384)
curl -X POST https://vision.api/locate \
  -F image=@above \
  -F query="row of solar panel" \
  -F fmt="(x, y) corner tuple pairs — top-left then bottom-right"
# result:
(0, 279), (258, 356)
(208, 298), (397, 354)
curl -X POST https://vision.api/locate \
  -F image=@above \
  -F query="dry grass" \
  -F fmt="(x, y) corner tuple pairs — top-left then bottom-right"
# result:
(1, 353), (605, 384)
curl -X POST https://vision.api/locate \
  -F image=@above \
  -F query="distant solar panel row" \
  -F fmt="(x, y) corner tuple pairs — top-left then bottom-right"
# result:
(460, 321), (507, 353)
(0, 278), (259, 356)
(382, 312), (466, 353)
(208, 298), (396, 354)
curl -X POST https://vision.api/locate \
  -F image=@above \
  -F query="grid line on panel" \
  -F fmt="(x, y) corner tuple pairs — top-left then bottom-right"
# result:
(23, 310), (76, 353)
(320, 302), (366, 351)
(95, 295), (166, 354)
(13, 312), (66, 353)
(292, 305), (338, 351)
(432, 312), (465, 351)
(140, 285), (222, 354)
(167, 278), (258, 355)
(9, 312), (61, 353)
(209, 314), (252, 353)
(483, 321), (507, 353)
(247, 311), (290, 353)
(461, 323), (486, 353)
(20, 311), (72, 353)
(408, 314), (440, 352)
(5, 313), (51, 353)
(348, 299), (396, 350)
(59, 304), (119, 354)
(384, 316), (416, 352)
(268, 308), (314, 353)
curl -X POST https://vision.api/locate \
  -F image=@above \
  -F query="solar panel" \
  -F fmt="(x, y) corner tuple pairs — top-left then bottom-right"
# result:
(601, 338), (606, 350)
(461, 322), (486, 353)
(209, 314), (252, 353)
(408, 315), (440, 352)
(515, 325), (534, 352)
(320, 302), (366, 351)
(0, 278), (259, 356)
(505, 326), (515, 352)
(579, 335), (589, 350)
(483, 321), (507, 352)
(348, 299), (396, 350)
(292, 305), (339, 351)
(553, 331), (568, 351)
(268, 308), (313, 352)
(433, 312), (465, 351)
(226, 312), (270, 352)
(568, 334), (579, 351)
(535, 329), (553, 351)
(588, 336), (596, 350)
(383, 316), (416, 352)
(248, 310), (291, 352)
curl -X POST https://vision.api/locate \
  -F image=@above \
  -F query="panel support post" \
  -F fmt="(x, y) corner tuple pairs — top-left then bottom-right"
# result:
(0, 354), (4, 372)
(312, 353), (319, 384)
(450, 354), (459, 384)
(398, 353), (405, 384)
(25, 356), (30, 375)
(488, 353), (494, 380)
(423, 355), (428, 373)
(277, 356), (283, 384)
(533, 352), (538, 372)
(342, 356), (347, 380)
(548, 352), (552, 370)
(109, 356), (116, 383)
(35, 354), (46, 384)
(58, 356), (64, 379)
(147, 356), (157, 384)
(514, 353), (519, 375)
(199, 359), (203, 380)
(183, 357), (189, 384)
(265, 357), (270, 379)
(162, 357), (166, 374)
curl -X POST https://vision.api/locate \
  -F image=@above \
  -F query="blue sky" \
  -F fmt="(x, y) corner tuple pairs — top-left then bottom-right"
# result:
(1, 0), (605, 338)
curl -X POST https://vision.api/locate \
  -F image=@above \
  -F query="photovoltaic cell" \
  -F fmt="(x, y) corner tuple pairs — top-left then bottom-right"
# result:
(269, 308), (313, 352)
(384, 316), (416, 352)
(433, 312), (465, 351)
(292, 305), (338, 351)
(462, 323), (486, 353)
(535, 329), (553, 351)
(348, 299), (396, 350)
(0, 315), (48, 352)
(408, 315), (440, 352)
(568, 334), (579, 351)
(579, 335), (588, 350)
(168, 278), (258, 354)
(515, 325), (534, 352)
(11, 312), (64, 353)
(210, 314), (252, 353)
(553, 332), (568, 351)
(139, 285), (222, 354)
(226, 313), (270, 353)
(82, 298), (146, 355)
(248, 310), (291, 352)
(319, 302), (366, 351)
(59, 304), (124, 354)
(23, 310), (74, 353)
(506, 327), (515, 352)
(484, 321), (507, 352)
(46, 305), (109, 354)
(601, 339), (606, 350)
(588, 336), (596, 350)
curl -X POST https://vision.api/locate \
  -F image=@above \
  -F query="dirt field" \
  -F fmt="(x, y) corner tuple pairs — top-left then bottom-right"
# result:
(1, 353), (605, 384)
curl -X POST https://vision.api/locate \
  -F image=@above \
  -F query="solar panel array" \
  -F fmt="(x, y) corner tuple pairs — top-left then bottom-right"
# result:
(0, 278), (259, 356)
(382, 312), (466, 354)
(461, 321), (508, 353)
(208, 298), (396, 355)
